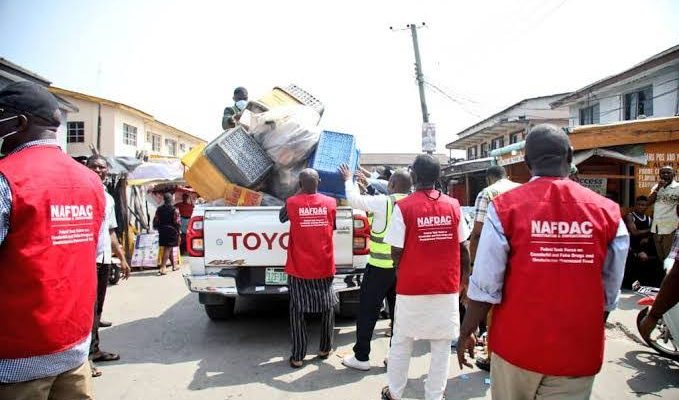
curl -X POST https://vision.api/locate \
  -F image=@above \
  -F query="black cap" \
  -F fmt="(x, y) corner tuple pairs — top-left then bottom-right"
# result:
(0, 81), (61, 127)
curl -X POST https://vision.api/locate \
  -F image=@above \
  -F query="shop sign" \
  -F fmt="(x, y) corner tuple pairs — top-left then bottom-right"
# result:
(497, 150), (525, 166)
(636, 141), (679, 195)
(579, 177), (607, 195)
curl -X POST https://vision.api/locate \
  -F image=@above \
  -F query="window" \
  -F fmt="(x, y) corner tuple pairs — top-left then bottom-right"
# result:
(165, 138), (177, 156)
(579, 103), (600, 125)
(480, 142), (489, 158)
(123, 123), (138, 146)
(149, 134), (161, 152)
(490, 136), (505, 150)
(179, 143), (186, 153)
(509, 132), (520, 144)
(67, 121), (84, 143)
(467, 145), (477, 160)
(624, 86), (653, 120)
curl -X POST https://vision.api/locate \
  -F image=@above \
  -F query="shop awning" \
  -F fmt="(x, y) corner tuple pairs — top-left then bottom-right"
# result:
(127, 160), (185, 186)
(573, 146), (647, 166)
(444, 157), (493, 176)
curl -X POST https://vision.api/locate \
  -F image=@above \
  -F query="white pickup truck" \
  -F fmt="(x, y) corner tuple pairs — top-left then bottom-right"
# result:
(182, 205), (370, 320)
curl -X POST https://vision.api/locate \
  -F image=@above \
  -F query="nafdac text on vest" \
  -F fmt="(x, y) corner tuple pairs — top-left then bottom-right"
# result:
(416, 216), (455, 242)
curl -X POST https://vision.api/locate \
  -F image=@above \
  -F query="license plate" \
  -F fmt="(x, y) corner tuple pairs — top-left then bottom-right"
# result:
(265, 268), (288, 285)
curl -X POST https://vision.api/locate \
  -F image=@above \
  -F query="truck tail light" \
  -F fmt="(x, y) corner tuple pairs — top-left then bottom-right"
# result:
(352, 214), (370, 255)
(186, 216), (204, 257)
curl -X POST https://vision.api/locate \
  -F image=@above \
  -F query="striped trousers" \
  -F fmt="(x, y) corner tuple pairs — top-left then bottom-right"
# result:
(288, 276), (337, 362)
(289, 305), (334, 361)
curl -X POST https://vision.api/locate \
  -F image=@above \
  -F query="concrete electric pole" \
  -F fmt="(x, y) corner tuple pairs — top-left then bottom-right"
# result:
(391, 22), (434, 154)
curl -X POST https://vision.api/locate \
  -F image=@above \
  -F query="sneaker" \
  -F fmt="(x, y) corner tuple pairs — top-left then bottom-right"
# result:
(342, 355), (370, 371)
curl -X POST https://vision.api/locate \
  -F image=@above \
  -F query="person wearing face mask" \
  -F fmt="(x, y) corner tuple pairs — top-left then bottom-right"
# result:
(221, 86), (248, 130)
(0, 81), (106, 399)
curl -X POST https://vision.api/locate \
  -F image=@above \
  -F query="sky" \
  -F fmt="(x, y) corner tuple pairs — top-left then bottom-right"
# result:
(1, 0), (678, 155)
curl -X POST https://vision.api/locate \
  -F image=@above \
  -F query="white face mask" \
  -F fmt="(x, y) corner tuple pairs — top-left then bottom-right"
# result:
(235, 100), (248, 111)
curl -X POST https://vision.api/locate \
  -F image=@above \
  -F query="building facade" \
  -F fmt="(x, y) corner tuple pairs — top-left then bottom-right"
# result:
(49, 87), (205, 159)
(444, 94), (570, 205)
(551, 45), (679, 127)
(545, 45), (679, 208)
(359, 153), (449, 172)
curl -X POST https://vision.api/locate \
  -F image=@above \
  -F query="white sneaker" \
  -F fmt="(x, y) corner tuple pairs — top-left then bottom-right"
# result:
(342, 355), (370, 371)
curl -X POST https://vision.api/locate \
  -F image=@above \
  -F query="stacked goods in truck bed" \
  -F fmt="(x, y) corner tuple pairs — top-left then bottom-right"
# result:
(181, 145), (231, 201)
(185, 84), (361, 206)
(257, 84), (325, 117)
(223, 182), (263, 206)
(204, 126), (273, 188)
(309, 130), (360, 199)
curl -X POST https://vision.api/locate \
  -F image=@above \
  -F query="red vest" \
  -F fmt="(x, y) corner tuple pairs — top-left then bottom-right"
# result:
(285, 193), (336, 279)
(0, 146), (105, 358)
(396, 190), (462, 295)
(490, 178), (620, 376)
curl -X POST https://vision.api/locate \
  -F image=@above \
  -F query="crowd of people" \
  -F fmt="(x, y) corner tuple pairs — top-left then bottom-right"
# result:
(2, 81), (679, 400)
(279, 124), (679, 400)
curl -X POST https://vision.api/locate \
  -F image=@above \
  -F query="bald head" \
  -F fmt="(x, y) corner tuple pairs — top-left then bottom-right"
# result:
(299, 168), (320, 194)
(524, 124), (573, 178)
(388, 168), (412, 194)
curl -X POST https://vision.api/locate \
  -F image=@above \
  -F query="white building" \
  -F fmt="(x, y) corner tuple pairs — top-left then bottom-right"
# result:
(447, 94), (571, 161)
(443, 94), (570, 205)
(49, 87), (205, 159)
(551, 45), (679, 126)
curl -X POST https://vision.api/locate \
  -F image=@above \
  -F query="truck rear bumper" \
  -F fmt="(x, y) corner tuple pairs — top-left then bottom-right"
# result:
(183, 268), (364, 297)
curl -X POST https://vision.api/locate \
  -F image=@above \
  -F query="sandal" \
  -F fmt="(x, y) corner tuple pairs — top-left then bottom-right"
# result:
(172, 266), (180, 271)
(381, 386), (396, 400)
(289, 356), (303, 368)
(92, 351), (120, 362)
(91, 365), (102, 378)
(157, 270), (167, 276)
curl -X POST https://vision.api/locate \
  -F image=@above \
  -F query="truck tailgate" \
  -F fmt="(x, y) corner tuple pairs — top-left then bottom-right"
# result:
(202, 206), (354, 268)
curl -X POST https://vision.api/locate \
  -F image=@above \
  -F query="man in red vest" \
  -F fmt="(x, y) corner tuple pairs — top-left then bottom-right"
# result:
(279, 168), (338, 368)
(381, 154), (471, 400)
(0, 81), (106, 399)
(457, 124), (629, 399)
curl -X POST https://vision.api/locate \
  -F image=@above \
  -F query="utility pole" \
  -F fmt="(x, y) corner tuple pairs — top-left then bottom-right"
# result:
(391, 22), (433, 154)
(409, 23), (429, 124)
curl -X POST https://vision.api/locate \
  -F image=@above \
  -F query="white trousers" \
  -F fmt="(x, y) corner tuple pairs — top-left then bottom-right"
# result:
(387, 334), (452, 400)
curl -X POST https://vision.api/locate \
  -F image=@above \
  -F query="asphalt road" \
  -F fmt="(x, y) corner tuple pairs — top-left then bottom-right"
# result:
(93, 267), (679, 399)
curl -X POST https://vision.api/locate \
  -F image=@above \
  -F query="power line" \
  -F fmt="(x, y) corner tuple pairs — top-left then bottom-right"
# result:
(423, 81), (483, 118)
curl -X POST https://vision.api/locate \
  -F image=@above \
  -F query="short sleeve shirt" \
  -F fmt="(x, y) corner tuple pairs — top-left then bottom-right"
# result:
(384, 203), (471, 248)
(474, 179), (521, 223)
(97, 188), (117, 264)
(651, 181), (679, 235)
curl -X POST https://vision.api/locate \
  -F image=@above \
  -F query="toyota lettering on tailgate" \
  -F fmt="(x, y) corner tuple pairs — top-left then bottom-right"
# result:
(223, 232), (290, 251)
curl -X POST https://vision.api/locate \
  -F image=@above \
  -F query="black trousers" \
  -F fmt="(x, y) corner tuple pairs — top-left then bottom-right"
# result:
(353, 263), (396, 362)
(90, 263), (110, 355)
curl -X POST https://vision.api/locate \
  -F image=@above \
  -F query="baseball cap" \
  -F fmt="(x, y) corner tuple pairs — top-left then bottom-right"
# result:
(0, 81), (61, 127)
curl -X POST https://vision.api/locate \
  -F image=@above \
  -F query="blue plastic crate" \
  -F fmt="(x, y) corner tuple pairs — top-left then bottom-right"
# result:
(309, 131), (359, 199)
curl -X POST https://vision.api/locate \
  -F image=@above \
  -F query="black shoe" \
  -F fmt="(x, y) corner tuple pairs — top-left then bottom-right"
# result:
(99, 320), (113, 328)
(476, 357), (491, 372)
